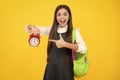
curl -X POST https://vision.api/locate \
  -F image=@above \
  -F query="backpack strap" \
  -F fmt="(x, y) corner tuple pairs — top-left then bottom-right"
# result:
(72, 28), (77, 61)
(72, 28), (88, 60)
(72, 28), (76, 44)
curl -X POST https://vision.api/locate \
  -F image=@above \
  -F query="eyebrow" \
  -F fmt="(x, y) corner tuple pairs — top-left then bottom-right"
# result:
(64, 12), (68, 14)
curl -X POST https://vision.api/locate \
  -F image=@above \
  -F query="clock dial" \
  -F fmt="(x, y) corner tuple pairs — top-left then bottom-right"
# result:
(28, 34), (40, 47)
(29, 37), (39, 47)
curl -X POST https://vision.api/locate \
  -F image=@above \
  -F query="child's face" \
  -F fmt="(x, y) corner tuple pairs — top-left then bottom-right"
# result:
(56, 8), (69, 27)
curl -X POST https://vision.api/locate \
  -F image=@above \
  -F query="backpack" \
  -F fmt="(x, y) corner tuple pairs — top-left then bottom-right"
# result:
(72, 28), (89, 77)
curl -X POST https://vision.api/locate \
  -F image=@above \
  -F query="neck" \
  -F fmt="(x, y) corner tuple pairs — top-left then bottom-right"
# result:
(58, 25), (68, 28)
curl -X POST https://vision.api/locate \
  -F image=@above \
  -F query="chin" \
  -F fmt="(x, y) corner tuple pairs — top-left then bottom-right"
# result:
(59, 24), (67, 27)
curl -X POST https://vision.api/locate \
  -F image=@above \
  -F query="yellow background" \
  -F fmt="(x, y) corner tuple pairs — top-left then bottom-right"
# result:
(0, 0), (120, 80)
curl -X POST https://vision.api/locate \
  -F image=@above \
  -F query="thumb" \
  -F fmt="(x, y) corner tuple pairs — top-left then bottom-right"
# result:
(59, 33), (63, 40)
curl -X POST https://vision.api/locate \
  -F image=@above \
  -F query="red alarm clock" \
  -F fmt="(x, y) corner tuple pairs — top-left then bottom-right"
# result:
(28, 34), (40, 47)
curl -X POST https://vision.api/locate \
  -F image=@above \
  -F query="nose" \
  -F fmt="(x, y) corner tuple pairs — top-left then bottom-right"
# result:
(60, 14), (64, 19)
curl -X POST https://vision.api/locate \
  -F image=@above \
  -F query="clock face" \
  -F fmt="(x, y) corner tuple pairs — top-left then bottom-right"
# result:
(29, 37), (39, 47)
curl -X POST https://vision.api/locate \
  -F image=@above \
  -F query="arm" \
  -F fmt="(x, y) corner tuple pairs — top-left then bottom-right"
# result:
(49, 28), (87, 54)
(75, 28), (87, 54)
(37, 26), (51, 35)
(61, 28), (87, 53)
(64, 42), (78, 51)
(25, 24), (51, 35)
(49, 34), (78, 51)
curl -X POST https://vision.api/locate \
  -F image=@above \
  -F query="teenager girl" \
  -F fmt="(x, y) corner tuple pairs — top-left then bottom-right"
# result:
(25, 4), (87, 80)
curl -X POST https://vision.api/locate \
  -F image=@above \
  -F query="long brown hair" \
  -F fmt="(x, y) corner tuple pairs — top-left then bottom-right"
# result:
(47, 4), (73, 56)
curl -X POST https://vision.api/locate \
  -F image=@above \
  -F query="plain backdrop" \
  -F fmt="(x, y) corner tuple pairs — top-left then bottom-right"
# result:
(0, 0), (120, 80)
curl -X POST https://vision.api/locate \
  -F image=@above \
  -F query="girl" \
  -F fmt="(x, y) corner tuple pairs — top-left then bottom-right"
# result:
(25, 4), (87, 80)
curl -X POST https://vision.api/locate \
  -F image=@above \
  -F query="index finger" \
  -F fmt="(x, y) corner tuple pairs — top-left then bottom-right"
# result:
(49, 39), (56, 42)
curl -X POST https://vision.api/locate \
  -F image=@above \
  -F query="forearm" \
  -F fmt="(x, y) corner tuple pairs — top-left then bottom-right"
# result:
(37, 26), (51, 35)
(64, 42), (78, 51)
(25, 24), (51, 35)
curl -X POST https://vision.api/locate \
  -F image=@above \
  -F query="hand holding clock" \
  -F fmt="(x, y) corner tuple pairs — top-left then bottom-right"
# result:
(26, 24), (41, 47)
(26, 24), (40, 35)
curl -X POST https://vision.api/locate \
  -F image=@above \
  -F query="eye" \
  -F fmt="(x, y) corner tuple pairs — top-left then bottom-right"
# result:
(63, 13), (67, 16)
(57, 13), (61, 16)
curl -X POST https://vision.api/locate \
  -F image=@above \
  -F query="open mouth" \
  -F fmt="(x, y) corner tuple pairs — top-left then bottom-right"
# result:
(59, 20), (66, 24)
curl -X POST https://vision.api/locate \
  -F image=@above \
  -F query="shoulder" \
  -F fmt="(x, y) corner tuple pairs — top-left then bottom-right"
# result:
(73, 27), (81, 33)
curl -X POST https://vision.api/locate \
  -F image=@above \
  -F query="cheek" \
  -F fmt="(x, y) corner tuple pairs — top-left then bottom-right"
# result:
(65, 15), (69, 20)
(56, 18), (59, 23)
(67, 16), (70, 20)
(56, 16), (60, 22)
(66, 17), (69, 22)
